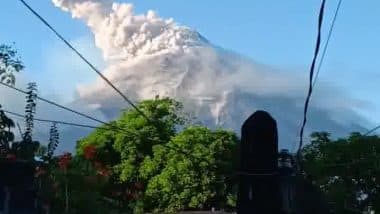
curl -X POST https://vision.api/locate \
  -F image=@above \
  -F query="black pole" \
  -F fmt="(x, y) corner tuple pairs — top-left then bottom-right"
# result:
(237, 110), (281, 213)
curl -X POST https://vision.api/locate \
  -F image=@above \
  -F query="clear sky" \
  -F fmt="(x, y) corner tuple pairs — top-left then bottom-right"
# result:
(1, 0), (379, 128)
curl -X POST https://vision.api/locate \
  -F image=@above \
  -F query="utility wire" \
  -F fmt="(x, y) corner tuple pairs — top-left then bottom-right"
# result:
(18, 0), (150, 122)
(1, 82), (198, 159)
(0, 81), (139, 135)
(4, 110), (101, 129)
(312, 0), (343, 88)
(1, 81), (205, 161)
(0, 81), (107, 125)
(298, 0), (326, 160)
(3, 109), (206, 162)
(363, 125), (380, 136)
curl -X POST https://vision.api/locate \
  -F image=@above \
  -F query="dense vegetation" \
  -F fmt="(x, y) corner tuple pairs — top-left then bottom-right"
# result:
(302, 132), (380, 213)
(75, 97), (239, 213)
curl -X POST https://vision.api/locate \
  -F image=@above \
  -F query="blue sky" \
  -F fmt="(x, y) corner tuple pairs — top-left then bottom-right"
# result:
(1, 0), (379, 129)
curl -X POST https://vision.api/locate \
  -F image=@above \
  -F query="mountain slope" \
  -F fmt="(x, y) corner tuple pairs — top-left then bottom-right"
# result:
(52, 0), (368, 149)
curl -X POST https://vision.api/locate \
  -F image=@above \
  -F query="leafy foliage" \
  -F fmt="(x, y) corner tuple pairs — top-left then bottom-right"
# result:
(77, 97), (185, 177)
(0, 44), (23, 155)
(0, 106), (15, 155)
(302, 132), (380, 213)
(76, 98), (239, 213)
(141, 126), (238, 213)
(48, 123), (60, 160)
(24, 82), (38, 140)
(113, 98), (186, 182)
(0, 53), (39, 160)
(0, 44), (24, 85)
(35, 153), (115, 214)
(11, 82), (40, 160)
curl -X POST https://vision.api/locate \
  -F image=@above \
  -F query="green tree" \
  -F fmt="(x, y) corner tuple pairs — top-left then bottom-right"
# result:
(302, 132), (380, 213)
(76, 98), (239, 213)
(77, 97), (187, 212)
(35, 153), (114, 214)
(0, 44), (24, 85)
(47, 122), (59, 160)
(0, 44), (23, 155)
(77, 97), (186, 174)
(12, 82), (40, 160)
(0, 106), (15, 155)
(141, 126), (238, 213)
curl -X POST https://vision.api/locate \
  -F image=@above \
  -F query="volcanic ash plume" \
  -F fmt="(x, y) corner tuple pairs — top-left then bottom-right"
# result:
(52, 0), (367, 148)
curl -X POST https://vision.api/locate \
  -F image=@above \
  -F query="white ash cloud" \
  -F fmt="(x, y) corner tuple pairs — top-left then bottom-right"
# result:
(53, 0), (207, 60)
(51, 0), (371, 149)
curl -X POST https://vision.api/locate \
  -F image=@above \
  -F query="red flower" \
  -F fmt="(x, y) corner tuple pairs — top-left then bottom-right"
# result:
(83, 144), (97, 160)
(58, 152), (72, 171)
(6, 154), (17, 162)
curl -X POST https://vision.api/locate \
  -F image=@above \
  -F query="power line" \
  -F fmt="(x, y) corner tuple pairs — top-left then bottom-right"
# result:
(3, 109), (206, 162)
(1, 81), (182, 155)
(3, 109), (101, 129)
(297, 0), (327, 159)
(18, 0), (150, 122)
(363, 125), (380, 136)
(298, 0), (343, 154)
(312, 0), (343, 88)
(0, 81), (107, 125)
(1, 80), (206, 161)
(3, 108), (152, 140)
(0, 81), (139, 134)
(3, 108), (163, 146)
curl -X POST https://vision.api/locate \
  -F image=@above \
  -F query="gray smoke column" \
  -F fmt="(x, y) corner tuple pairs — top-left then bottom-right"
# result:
(52, 0), (369, 149)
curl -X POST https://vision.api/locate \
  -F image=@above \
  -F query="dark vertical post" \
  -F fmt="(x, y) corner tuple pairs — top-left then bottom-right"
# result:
(237, 110), (281, 213)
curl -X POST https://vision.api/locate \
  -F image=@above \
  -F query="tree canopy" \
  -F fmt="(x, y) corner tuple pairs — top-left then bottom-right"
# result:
(76, 97), (239, 213)
(0, 44), (24, 85)
(141, 126), (238, 213)
(302, 132), (380, 213)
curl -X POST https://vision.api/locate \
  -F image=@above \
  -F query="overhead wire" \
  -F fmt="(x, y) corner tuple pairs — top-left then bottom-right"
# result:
(4, 109), (102, 129)
(297, 0), (327, 164)
(0, 81), (107, 125)
(363, 125), (380, 136)
(298, 0), (343, 159)
(0, 81), (149, 136)
(312, 0), (343, 88)
(2, 108), (208, 162)
(18, 0), (150, 122)
(1, 75), (211, 163)
(1, 83), (205, 161)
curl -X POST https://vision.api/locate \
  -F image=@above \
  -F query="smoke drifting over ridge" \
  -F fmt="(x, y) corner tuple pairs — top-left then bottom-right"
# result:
(52, 0), (368, 149)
